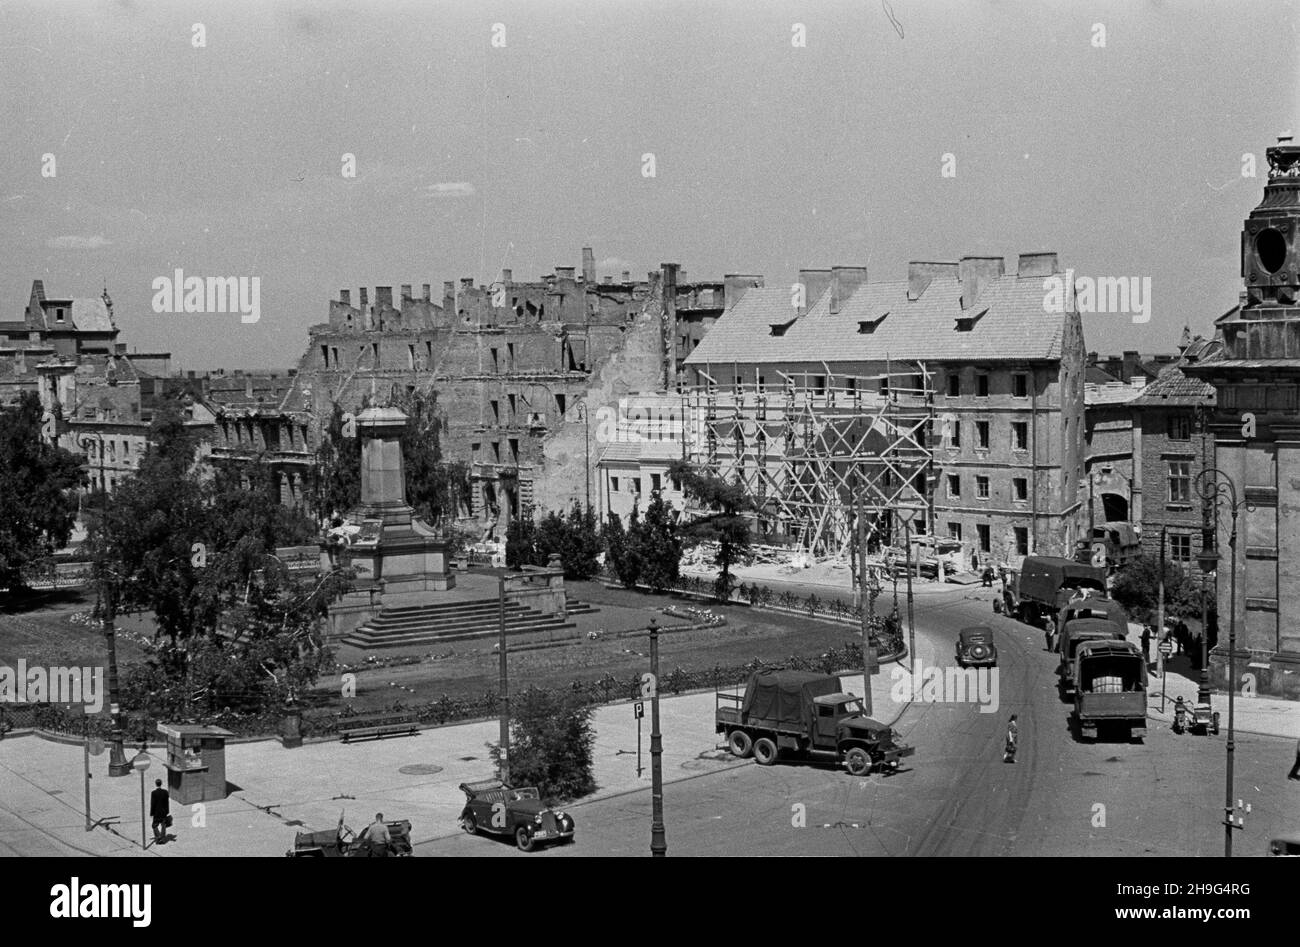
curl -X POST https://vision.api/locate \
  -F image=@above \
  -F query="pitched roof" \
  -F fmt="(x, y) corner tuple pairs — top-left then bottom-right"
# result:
(684, 271), (1067, 366)
(69, 298), (116, 333)
(1130, 365), (1216, 407)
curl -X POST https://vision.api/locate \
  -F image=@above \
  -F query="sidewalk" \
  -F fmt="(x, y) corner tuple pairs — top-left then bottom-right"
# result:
(0, 666), (906, 858)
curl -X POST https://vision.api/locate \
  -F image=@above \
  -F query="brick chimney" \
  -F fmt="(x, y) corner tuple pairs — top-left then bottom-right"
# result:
(830, 266), (868, 315)
(340, 290), (351, 306)
(400, 284), (412, 301)
(621, 270), (631, 282)
(958, 256), (1005, 310)
(501, 268), (512, 284)
(1017, 252), (1058, 278)
(797, 269), (832, 314)
(422, 284), (431, 302)
(907, 262), (958, 301)
(375, 286), (393, 310)
(359, 287), (369, 309)
(582, 247), (596, 283)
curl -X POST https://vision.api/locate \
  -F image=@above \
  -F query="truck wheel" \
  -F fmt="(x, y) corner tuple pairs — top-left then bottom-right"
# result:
(752, 737), (779, 766)
(727, 730), (754, 759)
(844, 747), (872, 776)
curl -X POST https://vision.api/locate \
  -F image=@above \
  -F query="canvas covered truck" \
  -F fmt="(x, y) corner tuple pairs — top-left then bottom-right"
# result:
(1073, 639), (1148, 740)
(1057, 617), (1128, 697)
(717, 670), (915, 776)
(1001, 556), (1107, 627)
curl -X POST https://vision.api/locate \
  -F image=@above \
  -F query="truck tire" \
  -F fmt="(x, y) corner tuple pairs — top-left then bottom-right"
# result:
(844, 747), (872, 776)
(752, 737), (779, 766)
(727, 729), (754, 759)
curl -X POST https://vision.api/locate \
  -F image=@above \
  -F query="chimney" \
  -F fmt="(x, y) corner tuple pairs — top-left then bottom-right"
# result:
(400, 284), (412, 301)
(797, 269), (833, 314)
(422, 283), (431, 302)
(501, 268), (512, 284)
(830, 266), (868, 315)
(340, 290), (351, 306)
(375, 286), (393, 310)
(662, 263), (679, 390)
(1017, 252), (1058, 278)
(602, 276), (613, 285)
(582, 247), (596, 283)
(724, 274), (764, 310)
(359, 287), (369, 309)
(907, 261), (959, 301)
(443, 281), (456, 309)
(556, 266), (576, 281)
(1122, 350), (1141, 382)
(958, 256), (1005, 310)
(621, 270), (631, 283)
(32, 280), (46, 302)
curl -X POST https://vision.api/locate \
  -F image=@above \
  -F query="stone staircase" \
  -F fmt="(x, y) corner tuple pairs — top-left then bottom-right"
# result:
(341, 594), (599, 650)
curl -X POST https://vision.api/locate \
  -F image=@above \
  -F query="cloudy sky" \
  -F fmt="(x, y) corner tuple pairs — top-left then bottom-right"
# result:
(1, 0), (1296, 370)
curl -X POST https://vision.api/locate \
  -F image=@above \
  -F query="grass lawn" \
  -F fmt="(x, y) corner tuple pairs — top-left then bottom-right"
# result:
(0, 587), (157, 668)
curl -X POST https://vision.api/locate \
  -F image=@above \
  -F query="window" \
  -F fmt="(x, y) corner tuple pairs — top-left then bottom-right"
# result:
(507, 343), (515, 370)
(1012, 373), (1028, 397)
(55, 307), (66, 323)
(508, 393), (517, 420)
(1169, 533), (1192, 563)
(976, 373), (990, 397)
(1013, 478), (1028, 501)
(492, 442), (501, 461)
(976, 476), (990, 499)
(976, 421), (990, 449)
(1167, 415), (1191, 440)
(1014, 527), (1029, 556)
(757, 375), (766, 392)
(651, 473), (662, 492)
(632, 477), (642, 495)
(611, 476), (620, 492)
(947, 373), (961, 397)
(408, 344), (416, 369)
(813, 376), (826, 395)
(508, 438), (519, 462)
(371, 342), (380, 363)
(321, 345), (330, 367)
(1168, 461), (1191, 503)
(491, 348), (499, 371)
(947, 474), (961, 498)
(555, 393), (566, 416)
(949, 420), (961, 448)
(948, 522), (962, 541)
(1012, 422), (1028, 450)
(490, 400), (499, 423)
(977, 523), (991, 553)
(330, 346), (339, 367)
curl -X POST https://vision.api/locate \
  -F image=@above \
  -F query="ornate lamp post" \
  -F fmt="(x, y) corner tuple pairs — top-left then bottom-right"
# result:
(1194, 466), (1250, 858)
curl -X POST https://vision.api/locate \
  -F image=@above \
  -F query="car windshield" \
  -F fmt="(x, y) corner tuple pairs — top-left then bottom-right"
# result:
(839, 700), (863, 715)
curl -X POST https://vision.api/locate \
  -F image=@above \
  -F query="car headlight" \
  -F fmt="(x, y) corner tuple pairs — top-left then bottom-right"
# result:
(534, 814), (543, 824)
(554, 810), (566, 821)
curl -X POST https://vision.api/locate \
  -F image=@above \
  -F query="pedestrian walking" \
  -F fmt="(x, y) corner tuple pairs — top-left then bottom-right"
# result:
(1289, 736), (1300, 781)
(1004, 715), (1019, 763)
(149, 778), (171, 844)
(362, 812), (391, 857)
(1140, 624), (1152, 664)
(982, 565), (996, 588)
(1044, 615), (1057, 652)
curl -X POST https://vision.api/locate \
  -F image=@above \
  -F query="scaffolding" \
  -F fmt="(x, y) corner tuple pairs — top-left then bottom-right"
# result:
(686, 361), (937, 560)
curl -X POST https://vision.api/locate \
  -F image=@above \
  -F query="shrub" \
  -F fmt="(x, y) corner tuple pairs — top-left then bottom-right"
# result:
(489, 686), (596, 804)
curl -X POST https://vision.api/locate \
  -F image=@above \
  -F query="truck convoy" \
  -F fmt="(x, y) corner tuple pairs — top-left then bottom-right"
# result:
(1057, 617), (1128, 696)
(717, 670), (915, 776)
(1072, 639), (1148, 741)
(1000, 556), (1108, 627)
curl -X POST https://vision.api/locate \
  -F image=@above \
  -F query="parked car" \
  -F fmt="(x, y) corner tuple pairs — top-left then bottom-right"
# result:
(955, 626), (998, 668)
(458, 779), (575, 852)
(286, 813), (413, 857)
(1267, 835), (1300, 856)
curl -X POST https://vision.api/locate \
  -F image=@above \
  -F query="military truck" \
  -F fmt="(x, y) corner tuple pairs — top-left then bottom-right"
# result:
(1073, 639), (1147, 741)
(1057, 617), (1128, 697)
(1001, 556), (1107, 627)
(716, 670), (915, 776)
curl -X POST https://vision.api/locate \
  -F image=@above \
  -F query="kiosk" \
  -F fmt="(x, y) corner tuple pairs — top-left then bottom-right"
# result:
(157, 724), (234, 805)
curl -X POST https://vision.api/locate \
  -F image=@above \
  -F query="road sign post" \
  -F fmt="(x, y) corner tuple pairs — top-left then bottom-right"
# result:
(1158, 639), (1173, 713)
(634, 701), (645, 778)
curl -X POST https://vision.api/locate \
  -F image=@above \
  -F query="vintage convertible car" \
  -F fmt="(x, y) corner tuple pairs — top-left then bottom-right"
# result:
(458, 779), (575, 852)
(286, 813), (413, 857)
(955, 626), (998, 668)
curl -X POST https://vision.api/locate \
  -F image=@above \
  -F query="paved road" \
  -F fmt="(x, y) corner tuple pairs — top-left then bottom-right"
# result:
(419, 589), (1296, 857)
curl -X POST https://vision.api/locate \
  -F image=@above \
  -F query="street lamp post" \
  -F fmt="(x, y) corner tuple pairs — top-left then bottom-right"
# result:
(575, 402), (591, 515)
(131, 747), (151, 850)
(497, 575), (510, 785)
(1194, 467), (1249, 858)
(648, 619), (666, 857)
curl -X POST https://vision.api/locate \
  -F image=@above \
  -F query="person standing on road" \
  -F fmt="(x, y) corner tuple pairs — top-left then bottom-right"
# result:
(1044, 615), (1057, 652)
(149, 778), (171, 844)
(1288, 735), (1300, 781)
(1004, 715), (1019, 763)
(362, 813), (391, 857)
(1141, 624), (1152, 665)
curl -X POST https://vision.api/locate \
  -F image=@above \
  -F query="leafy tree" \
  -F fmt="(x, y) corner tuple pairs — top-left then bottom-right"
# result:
(0, 392), (86, 589)
(313, 402), (360, 519)
(528, 502), (601, 579)
(489, 687), (596, 803)
(606, 505), (643, 588)
(506, 509), (538, 569)
(668, 460), (754, 602)
(1110, 554), (1208, 623)
(633, 490), (681, 591)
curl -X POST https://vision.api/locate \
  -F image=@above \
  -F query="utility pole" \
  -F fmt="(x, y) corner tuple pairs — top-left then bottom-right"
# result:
(497, 576), (510, 785)
(904, 520), (916, 667)
(857, 494), (874, 716)
(1157, 523), (1167, 667)
(648, 619), (666, 857)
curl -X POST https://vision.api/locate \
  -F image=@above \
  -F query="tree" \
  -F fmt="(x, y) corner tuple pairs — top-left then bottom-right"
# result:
(489, 686), (596, 803)
(0, 392), (85, 589)
(506, 510), (537, 569)
(633, 490), (681, 591)
(605, 506), (642, 588)
(313, 402), (360, 519)
(529, 502), (601, 579)
(1110, 554), (1207, 623)
(668, 460), (754, 602)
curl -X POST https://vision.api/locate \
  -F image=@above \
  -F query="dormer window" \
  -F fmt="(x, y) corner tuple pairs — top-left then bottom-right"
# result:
(955, 307), (989, 332)
(769, 319), (796, 336)
(55, 308), (66, 323)
(857, 311), (889, 334)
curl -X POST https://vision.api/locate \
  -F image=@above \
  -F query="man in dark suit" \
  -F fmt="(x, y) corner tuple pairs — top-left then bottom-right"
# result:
(149, 778), (171, 844)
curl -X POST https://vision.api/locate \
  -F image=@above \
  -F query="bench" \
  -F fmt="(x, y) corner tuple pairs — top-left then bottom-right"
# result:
(338, 713), (420, 744)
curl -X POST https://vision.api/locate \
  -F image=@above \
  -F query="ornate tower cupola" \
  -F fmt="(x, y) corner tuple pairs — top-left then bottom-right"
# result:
(1242, 136), (1300, 309)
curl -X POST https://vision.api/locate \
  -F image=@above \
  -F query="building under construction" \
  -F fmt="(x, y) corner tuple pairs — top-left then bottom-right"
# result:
(683, 255), (1088, 569)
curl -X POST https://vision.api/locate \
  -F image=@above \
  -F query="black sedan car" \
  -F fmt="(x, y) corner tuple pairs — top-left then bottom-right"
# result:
(458, 780), (575, 851)
(955, 626), (998, 668)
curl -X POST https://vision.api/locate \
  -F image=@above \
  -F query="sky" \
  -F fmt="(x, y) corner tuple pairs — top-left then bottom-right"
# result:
(1, 0), (1297, 371)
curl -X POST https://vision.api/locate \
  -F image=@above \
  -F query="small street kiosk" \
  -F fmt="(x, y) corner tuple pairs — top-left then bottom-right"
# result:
(156, 724), (234, 805)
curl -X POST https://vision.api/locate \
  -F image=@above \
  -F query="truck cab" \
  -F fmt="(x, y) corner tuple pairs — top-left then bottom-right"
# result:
(811, 693), (868, 748)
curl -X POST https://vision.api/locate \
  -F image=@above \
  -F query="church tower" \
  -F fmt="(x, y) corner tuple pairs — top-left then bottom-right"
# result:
(1186, 135), (1300, 699)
